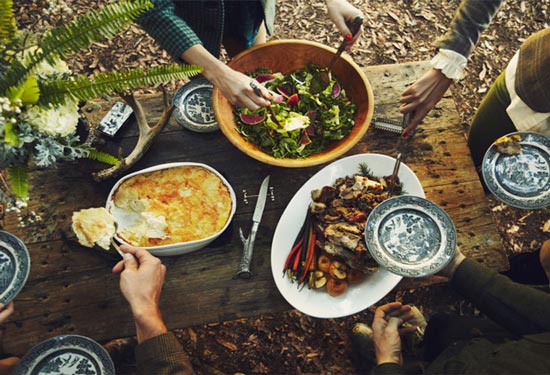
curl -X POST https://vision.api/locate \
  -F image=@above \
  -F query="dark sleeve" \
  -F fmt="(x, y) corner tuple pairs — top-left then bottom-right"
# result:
(136, 0), (202, 61)
(372, 362), (405, 375)
(451, 258), (550, 336)
(433, 0), (504, 58)
(135, 332), (195, 375)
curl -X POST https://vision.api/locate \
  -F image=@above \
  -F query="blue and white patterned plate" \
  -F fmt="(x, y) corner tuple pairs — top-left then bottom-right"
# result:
(365, 195), (457, 278)
(172, 77), (219, 132)
(0, 231), (30, 305)
(482, 132), (550, 210)
(13, 335), (115, 375)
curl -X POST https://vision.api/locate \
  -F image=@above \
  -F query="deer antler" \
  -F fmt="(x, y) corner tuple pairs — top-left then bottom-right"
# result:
(91, 89), (174, 181)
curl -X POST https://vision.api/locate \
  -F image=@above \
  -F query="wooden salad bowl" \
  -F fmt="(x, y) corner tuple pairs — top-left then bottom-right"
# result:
(212, 39), (374, 168)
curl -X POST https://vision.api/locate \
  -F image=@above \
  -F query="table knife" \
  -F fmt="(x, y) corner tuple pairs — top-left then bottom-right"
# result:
(237, 175), (270, 279)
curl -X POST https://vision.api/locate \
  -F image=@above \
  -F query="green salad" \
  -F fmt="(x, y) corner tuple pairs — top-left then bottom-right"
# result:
(235, 64), (357, 159)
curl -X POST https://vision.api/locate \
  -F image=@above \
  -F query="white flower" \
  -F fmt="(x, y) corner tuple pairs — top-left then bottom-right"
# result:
(22, 46), (71, 77)
(22, 99), (80, 137)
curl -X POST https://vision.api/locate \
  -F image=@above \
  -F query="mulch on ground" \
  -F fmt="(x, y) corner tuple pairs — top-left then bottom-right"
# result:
(16, 1), (550, 374)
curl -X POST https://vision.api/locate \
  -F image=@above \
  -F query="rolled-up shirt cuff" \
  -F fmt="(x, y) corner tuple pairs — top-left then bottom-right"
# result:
(430, 49), (468, 81)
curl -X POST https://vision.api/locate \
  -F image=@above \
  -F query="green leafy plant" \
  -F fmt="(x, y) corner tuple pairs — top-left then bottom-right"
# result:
(0, 0), (202, 199)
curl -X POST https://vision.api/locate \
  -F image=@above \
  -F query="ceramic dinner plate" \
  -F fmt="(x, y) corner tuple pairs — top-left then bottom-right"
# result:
(271, 153), (425, 318)
(172, 77), (219, 132)
(0, 230), (30, 305)
(12, 335), (115, 375)
(365, 195), (456, 278)
(482, 132), (550, 209)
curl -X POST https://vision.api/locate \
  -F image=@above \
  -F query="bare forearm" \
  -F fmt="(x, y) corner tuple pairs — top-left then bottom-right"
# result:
(181, 45), (231, 85)
(133, 308), (168, 344)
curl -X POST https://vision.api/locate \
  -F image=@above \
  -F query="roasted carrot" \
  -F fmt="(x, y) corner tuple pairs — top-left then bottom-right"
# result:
(283, 237), (304, 275)
(299, 230), (316, 284)
(292, 242), (302, 273)
(295, 213), (311, 274)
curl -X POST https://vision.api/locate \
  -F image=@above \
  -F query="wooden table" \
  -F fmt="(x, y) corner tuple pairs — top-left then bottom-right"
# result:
(1, 61), (507, 356)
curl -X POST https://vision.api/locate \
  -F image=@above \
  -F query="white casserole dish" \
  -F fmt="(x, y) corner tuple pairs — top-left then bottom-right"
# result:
(106, 162), (236, 256)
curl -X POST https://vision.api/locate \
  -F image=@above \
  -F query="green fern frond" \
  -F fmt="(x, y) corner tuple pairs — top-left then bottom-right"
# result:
(8, 164), (29, 199)
(0, 0), (153, 92)
(87, 149), (120, 166)
(0, 0), (16, 42)
(39, 0), (153, 62)
(38, 64), (203, 105)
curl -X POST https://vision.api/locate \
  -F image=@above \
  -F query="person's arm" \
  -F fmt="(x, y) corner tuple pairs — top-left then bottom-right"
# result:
(441, 248), (550, 336)
(182, 44), (271, 110)
(133, 332), (194, 375)
(324, 0), (365, 47)
(137, 0), (202, 63)
(400, 0), (504, 136)
(113, 245), (195, 375)
(433, 0), (503, 59)
(0, 302), (19, 375)
(137, 0), (271, 110)
(0, 302), (14, 324)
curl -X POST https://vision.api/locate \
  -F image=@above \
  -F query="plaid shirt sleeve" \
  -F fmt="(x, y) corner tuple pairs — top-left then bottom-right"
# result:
(137, 0), (202, 61)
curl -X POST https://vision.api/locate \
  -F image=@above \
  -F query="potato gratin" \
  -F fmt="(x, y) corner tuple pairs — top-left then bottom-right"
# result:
(111, 165), (233, 247)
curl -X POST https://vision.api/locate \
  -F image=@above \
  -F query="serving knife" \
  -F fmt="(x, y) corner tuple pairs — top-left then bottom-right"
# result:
(237, 175), (270, 279)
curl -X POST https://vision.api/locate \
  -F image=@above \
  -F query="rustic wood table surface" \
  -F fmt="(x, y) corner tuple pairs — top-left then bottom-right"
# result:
(1, 61), (508, 356)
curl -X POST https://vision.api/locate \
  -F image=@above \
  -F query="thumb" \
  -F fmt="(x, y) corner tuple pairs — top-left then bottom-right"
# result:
(122, 252), (138, 271)
(387, 316), (403, 331)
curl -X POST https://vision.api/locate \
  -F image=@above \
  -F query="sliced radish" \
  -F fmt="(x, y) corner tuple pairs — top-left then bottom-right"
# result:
(287, 93), (299, 106)
(255, 74), (274, 83)
(332, 82), (341, 98)
(239, 113), (265, 125)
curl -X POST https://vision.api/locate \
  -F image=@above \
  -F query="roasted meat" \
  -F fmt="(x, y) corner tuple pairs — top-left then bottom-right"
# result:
(310, 172), (401, 273)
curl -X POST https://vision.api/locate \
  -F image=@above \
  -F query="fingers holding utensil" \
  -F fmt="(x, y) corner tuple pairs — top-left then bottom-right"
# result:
(249, 81), (262, 97)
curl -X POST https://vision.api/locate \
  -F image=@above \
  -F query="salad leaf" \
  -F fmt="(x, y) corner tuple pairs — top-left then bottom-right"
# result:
(235, 64), (356, 159)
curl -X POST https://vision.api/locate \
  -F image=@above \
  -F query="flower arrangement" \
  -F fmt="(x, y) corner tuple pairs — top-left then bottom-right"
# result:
(0, 0), (202, 199)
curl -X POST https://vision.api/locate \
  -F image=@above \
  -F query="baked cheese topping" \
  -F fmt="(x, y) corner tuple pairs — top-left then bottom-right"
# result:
(72, 207), (116, 250)
(112, 165), (232, 247)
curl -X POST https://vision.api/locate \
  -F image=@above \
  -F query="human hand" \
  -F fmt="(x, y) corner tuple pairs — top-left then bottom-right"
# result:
(372, 302), (417, 365)
(399, 68), (453, 137)
(438, 247), (466, 280)
(181, 44), (271, 110)
(112, 245), (167, 342)
(0, 302), (14, 324)
(209, 65), (272, 110)
(325, 0), (365, 48)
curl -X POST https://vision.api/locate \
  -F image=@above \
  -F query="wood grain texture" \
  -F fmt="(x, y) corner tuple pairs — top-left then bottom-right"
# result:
(0, 61), (505, 356)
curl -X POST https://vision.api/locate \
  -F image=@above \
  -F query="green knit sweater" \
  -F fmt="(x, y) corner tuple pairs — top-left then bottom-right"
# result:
(374, 259), (550, 375)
